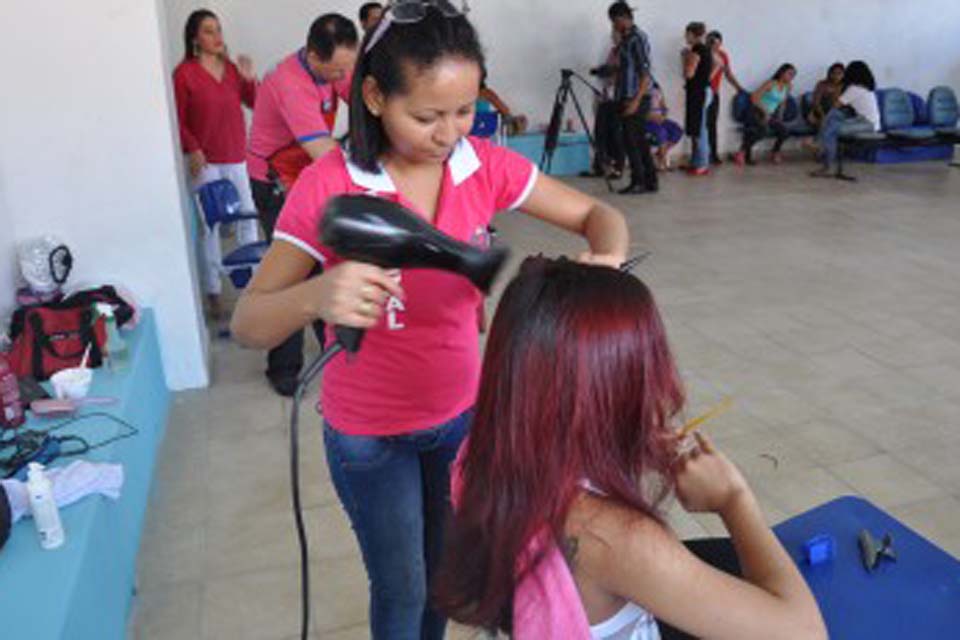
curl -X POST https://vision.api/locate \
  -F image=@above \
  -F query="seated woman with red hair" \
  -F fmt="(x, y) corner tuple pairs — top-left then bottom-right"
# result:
(434, 257), (826, 640)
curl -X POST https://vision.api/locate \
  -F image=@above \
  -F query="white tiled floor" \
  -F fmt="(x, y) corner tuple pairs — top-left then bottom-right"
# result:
(131, 159), (960, 639)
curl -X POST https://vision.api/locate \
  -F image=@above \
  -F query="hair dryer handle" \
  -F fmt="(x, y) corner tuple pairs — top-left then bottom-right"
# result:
(335, 325), (365, 353)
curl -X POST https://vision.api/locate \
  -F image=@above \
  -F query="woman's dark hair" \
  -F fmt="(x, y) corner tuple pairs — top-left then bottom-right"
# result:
(608, 2), (633, 21)
(827, 62), (845, 78)
(433, 257), (683, 631)
(686, 21), (707, 37)
(773, 63), (796, 81)
(707, 30), (723, 44)
(307, 13), (358, 61)
(183, 9), (218, 61)
(844, 60), (876, 91)
(359, 2), (383, 24)
(347, 6), (486, 172)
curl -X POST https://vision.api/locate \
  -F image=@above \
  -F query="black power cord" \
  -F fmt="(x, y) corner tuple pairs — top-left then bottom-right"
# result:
(290, 342), (344, 640)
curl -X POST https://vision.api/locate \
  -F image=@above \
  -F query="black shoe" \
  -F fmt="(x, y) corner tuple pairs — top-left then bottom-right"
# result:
(644, 181), (659, 193)
(617, 183), (648, 195)
(267, 373), (299, 397)
(711, 156), (723, 165)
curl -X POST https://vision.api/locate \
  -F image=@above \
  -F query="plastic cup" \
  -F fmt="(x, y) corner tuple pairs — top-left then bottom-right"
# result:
(50, 368), (93, 400)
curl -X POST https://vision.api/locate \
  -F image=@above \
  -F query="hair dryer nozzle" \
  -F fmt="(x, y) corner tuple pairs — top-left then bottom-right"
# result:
(320, 195), (509, 293)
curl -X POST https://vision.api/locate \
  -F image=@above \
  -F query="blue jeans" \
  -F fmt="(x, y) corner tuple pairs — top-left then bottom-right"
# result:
(818, 108), (873, 168)
(323, 410), (472, 640)
(691, 88), (713, 168)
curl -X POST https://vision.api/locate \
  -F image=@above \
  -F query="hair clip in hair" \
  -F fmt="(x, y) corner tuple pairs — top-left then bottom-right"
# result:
(620, 251), (651, 273)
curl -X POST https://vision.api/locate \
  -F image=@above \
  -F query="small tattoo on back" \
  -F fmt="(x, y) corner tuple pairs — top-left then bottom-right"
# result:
(562, 536), (580, 567)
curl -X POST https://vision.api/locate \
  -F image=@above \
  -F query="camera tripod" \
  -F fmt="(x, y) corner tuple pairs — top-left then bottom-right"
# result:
(541, 69), (613, 192)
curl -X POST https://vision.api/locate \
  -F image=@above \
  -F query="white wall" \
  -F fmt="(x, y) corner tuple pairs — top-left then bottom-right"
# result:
(0, 0), (209, 390)
(164, 0), (960, 152)
(0, 186), (19, 333)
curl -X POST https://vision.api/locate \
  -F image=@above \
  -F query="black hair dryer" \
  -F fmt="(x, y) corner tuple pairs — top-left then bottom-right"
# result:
(319, 195), (509, 353)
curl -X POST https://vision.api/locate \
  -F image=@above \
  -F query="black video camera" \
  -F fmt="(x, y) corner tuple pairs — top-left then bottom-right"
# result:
(589, 64), (616, 79)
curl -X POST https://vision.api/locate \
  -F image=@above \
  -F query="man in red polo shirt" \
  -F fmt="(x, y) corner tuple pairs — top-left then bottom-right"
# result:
(246, 13), (357, 396)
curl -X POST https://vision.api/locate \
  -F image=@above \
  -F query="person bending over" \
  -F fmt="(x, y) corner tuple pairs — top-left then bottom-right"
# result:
(245, 14), (358, 396)
(734, 63), (795, 166)
(435, 257), (827, 640)
(231, 6), (629, 639)
(588, 26), (626, 179)
(811, 60), (880, 178)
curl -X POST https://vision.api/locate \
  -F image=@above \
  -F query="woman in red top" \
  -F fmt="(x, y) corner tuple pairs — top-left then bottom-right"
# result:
(173, 9), (260, 316)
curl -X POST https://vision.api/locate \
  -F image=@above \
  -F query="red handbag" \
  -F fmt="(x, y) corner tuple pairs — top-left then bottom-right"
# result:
(7, 305), (107, 381)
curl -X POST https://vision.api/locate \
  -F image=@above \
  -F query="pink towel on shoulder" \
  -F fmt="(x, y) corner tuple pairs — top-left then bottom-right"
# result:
(512, 533), (594, 639)
(450, 442), (593, 639)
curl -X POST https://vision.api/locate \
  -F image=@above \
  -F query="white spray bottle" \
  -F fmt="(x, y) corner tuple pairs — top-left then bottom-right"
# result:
(95, 303), (128, 372)
(27, 462), (65, 550)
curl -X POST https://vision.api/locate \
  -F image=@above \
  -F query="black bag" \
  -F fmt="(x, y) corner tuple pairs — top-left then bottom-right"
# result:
(7, 286), (135, 381)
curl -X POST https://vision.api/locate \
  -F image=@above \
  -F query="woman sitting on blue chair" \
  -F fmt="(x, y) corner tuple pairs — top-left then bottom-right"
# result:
(734, 64), (796, 166)
(645, 83), (684, 171)
(810, 60), (881, 178)
(808, 62), (845, 130)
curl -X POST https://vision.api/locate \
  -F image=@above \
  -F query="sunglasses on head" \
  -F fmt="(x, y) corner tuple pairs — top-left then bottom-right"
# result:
(365, 0), (467, 54)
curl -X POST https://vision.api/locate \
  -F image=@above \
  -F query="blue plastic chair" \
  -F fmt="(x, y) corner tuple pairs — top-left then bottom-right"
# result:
(731, 90), (752, 124)
(783, 94), (816, 136)
(471, 112), (502, 141)
(927, 86), (960, 135)
(879, 88), (935, 140)
(908, 92), (929, 125)
(196, 179), (268, 289)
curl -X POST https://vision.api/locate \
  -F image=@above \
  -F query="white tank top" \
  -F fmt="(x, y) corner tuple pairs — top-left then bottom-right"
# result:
(578, 481), (660, 640)
(590, 601), (660, 640)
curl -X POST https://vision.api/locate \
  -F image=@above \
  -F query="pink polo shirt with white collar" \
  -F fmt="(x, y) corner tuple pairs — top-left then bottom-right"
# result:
(274, 136), (538, 436)
(246, 49), (351, 182)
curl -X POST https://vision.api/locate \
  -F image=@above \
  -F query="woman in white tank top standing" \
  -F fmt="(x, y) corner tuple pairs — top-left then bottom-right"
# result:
(435, 258), (826, 640)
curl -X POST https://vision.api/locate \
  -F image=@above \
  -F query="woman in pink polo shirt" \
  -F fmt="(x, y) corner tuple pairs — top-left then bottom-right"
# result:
(231, 5), (629, 639)
(173, 9), (260, 318)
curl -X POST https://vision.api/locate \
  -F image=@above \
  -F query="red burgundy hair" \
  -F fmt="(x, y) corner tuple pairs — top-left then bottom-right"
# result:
(433, 257), (685, 632)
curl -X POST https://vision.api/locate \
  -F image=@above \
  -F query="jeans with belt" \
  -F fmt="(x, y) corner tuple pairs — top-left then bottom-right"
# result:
(323, 409), (473, 639)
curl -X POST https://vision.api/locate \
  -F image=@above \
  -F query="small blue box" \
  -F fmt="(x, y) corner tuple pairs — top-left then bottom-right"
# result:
(803, 534), (837, 565)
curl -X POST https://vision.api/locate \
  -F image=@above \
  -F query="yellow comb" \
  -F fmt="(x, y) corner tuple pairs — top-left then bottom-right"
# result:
(679, 397), (733, 437)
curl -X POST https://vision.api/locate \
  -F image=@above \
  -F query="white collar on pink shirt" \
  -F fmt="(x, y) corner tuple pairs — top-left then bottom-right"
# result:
(344, 137), (483, 193)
